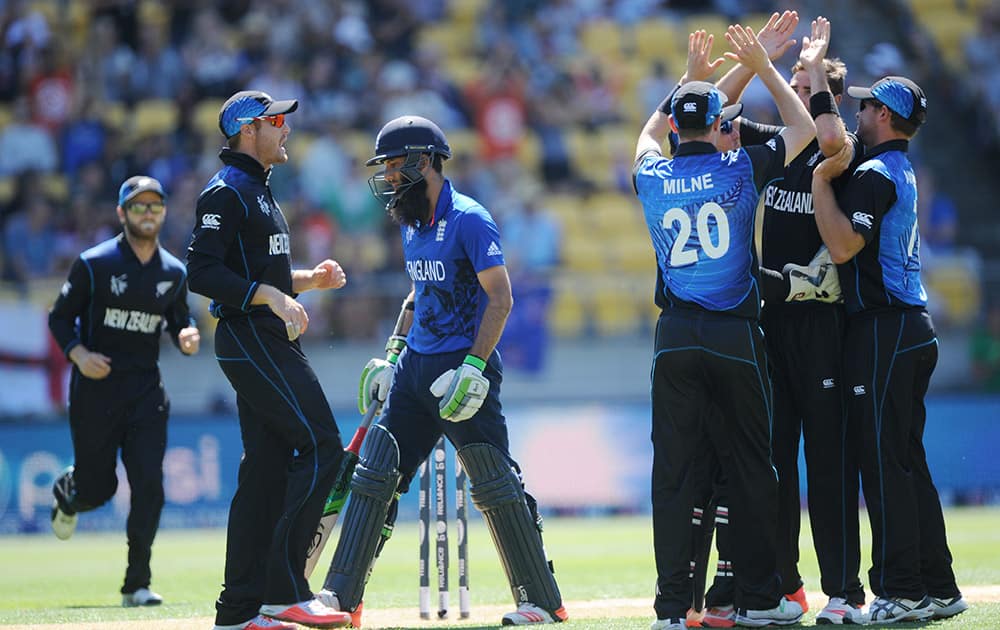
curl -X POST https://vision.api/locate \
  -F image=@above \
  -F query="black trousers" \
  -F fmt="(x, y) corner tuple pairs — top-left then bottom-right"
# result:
(213, 314), (345, 626)
(761, 303), (864, 604)
(843, 308), (959, 601)
(68, 368), (168, 595)
(651, 310), (780, 620)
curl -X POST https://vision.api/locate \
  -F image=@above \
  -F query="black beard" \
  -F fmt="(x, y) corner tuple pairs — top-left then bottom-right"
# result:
(388, 178), (429, 227)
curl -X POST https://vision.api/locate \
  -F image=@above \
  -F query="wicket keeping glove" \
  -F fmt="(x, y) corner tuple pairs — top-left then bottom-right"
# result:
(784, 246), (842, 304)
(429, 354), (490, 422)
(358, 335), (407, 414)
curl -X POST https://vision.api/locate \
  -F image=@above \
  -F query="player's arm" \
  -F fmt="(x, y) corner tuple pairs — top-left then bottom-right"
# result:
(799, 17), (847, 157)
(716, 10), (799, 102)
(164, 275), (199, 355)
(48, 257), (111, 379)
(812, 146), (894, 263)
(292, 259), (347, 293)
(469, 264), (513, 361)
(186, 186), (259, 309)
(725, 24), (814, 165)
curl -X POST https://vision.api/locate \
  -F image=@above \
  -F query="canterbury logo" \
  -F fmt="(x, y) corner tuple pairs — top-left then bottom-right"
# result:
(853, 385), (866, 396)
(852, 212), (874, 229)
(822, 378), (835, 389)
(201, 214), (221, 229)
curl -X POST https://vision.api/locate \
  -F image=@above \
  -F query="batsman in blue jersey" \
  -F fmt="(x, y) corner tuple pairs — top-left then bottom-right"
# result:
(633, 25), (817, 630)
(812, 76), (967, 623)
(316, 116), (567, 627)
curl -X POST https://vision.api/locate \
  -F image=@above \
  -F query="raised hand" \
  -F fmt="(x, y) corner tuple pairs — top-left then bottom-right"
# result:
(799, 16), (831, 70)
(724, 25), (770, 75)
(756, 10), (799, 61)
(429, 355), (490, 422)
(684, 30), (726, 82)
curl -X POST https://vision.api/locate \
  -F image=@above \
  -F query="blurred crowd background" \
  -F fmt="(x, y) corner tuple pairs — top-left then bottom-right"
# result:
(1, 0), (1000, 417)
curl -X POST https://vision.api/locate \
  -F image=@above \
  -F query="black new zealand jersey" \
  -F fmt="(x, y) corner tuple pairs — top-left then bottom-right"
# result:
(740, 120), (862, 270)
(48, 234), (193, 372)
(187, 149), (293, 319)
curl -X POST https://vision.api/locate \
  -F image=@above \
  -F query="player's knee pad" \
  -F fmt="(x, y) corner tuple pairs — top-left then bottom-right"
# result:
(457, 443), (563, 613)
(323, 425), (401, 611)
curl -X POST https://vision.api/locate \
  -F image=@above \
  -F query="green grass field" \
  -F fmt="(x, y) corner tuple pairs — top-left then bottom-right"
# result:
(1, 508), (998, 628)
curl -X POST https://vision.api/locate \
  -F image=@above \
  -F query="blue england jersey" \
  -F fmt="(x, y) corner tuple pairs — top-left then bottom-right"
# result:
(633, 139), (785, 319)
(838, 139), (927, 314)
(403, 180), (506, 354)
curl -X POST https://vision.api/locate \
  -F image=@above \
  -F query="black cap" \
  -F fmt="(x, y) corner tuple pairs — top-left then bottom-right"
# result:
(118, 175), (166, 206)
(671, 81), (743, 130)
(219, 90), (298, 138)
(366, 116), (452, 166)
(847, 76), (927, 126)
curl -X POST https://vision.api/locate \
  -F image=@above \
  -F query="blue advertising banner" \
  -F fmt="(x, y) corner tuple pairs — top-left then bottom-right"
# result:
(1, 396), (998, 534)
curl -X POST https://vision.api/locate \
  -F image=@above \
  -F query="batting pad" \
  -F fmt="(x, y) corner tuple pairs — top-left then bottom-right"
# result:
(457, 443), (563, 612)
(323, 424), (400, 611)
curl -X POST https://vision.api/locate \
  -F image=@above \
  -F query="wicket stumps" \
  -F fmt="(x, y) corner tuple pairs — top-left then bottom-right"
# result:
(419, 437), (470, 619)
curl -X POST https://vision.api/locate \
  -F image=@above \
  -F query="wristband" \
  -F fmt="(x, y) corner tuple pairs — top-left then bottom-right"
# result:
(809, 91), (839, 119)
(404, 301), (415, 311)
(462, 354), (487, 371)
(656, 82), (684, 115)
(385, 335), (407, 363)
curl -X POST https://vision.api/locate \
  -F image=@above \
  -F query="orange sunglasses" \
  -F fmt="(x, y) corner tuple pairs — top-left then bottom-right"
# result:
(236, 113), (286, 128)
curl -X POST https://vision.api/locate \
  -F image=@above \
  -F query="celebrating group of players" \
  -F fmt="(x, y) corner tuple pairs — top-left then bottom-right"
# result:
(634, 10), (967, 629)
(42, 8), (971, 630)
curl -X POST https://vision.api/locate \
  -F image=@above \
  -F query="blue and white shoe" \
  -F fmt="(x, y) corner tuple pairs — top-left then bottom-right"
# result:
(865, 596), (934, 623)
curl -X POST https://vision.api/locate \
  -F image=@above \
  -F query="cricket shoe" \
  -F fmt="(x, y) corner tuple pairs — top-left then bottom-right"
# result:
(686, 606), (704, 626)
(259, 598), (352, 628)
(122, 587), (163, 607)
(784, 585), (809, 613)
(816, 597), (865, 625)
(701, 604), (736, 627)
(927, 594), (968, 619)
(735, 598), (803, 626)
(51, 466), (78, 540)
(650, 619), (686, 630)
(314, 590), (364, 628)
(501, 603), (568, 625)
(865, 596), (934, 623)
(213, 615), (298, 630)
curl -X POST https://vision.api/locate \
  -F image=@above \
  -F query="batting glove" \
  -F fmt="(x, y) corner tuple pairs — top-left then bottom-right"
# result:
(784, 246), (842, 304)
(429, 354), (490, 422)
(358, 335), (407, 414)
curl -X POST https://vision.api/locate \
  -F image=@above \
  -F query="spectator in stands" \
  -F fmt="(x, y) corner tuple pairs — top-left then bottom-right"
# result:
(2, 195), (56, 293)
(916, 166), (959, 255)
(0, 96), (57, 176)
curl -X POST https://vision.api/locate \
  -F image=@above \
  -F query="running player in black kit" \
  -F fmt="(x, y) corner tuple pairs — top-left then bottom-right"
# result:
(48, 175), (200, 608)
(187, 91), (351, 630)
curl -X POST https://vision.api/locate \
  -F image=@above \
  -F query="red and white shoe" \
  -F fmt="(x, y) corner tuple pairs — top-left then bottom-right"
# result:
(501, 603), (569, 625)
(816, 597), (864, 625)
(785, 586), (809, 613)
(313, 590), (363, 628)
(259, 598), (351, 628)
(213, 614), (298, 630)
(701, 604), (736, 628)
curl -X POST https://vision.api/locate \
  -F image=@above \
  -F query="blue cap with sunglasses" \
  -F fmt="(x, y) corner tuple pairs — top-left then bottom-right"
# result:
(847, 76), (927, 126)
(218, 90), (299, 138)
(118, 175), (166, 207)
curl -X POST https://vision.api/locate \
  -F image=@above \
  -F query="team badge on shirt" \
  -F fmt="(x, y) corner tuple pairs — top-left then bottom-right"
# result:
(61, 281), (71, 296)
(111, 274), (128, 296)
(257, 194), (272, 216)
(156, 281), (174, 297)
(436, 219), (447, 242)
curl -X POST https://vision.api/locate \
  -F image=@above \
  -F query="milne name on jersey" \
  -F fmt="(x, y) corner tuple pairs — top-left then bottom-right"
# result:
(104, 308), (162, 333)
(662, 172), (714, 194)
(269, 233), (290, 256)
(406, 259), (447, 282)
(765, 186), (814, 214)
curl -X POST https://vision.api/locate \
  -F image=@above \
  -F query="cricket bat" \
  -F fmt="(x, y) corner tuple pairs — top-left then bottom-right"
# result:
(305, 401), (382, 578)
